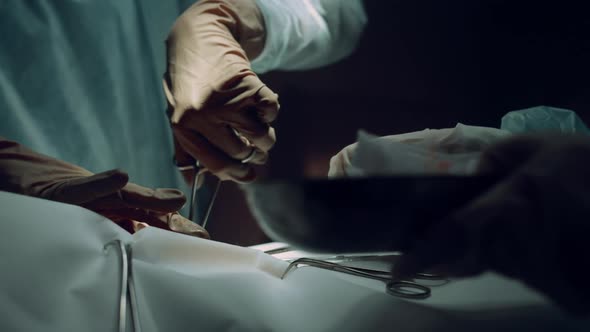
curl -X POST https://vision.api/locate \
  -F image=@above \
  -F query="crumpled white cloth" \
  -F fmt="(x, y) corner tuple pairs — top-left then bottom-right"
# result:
(1, 191), (587, 332)
(329, 124), (511, 177)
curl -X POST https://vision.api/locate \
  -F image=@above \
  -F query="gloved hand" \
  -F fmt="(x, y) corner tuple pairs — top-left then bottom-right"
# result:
(0, 138), (209, 239)
(164, 0), (279, 184)
(394, 134), (590, 315)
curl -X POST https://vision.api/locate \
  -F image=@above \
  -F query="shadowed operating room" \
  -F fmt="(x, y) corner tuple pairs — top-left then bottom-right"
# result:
(1, 0), (590, 331)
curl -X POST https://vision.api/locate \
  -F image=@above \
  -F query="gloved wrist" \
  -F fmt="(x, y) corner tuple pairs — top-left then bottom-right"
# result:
(169, 0), (266, 63)
(166, 0), (268, 115)
(225, 0), (267, 60)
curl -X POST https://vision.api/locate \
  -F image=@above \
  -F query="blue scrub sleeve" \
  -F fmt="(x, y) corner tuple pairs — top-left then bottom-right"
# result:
(251, 0), (367, 73)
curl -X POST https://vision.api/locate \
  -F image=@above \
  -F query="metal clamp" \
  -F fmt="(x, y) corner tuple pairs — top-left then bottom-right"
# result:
(104, 240), (141, 332)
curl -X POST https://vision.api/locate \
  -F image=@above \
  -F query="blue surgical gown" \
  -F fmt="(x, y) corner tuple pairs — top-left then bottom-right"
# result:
(0, 0), (196, 191)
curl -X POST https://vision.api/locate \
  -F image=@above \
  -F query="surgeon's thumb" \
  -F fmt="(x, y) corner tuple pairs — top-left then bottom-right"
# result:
(255, 85), (279, 123)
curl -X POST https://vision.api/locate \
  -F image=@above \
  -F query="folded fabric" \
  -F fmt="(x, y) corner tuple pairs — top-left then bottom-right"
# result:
(2, 191), (585, 331)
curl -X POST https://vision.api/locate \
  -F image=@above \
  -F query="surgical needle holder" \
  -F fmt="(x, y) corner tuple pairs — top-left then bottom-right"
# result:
(281, 257), (447, 300)
(176, 160), (221, 228)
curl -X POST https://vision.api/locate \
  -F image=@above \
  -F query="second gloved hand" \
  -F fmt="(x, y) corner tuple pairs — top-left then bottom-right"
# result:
(164, 0), (279, 183)
(0, 138), (209, 239)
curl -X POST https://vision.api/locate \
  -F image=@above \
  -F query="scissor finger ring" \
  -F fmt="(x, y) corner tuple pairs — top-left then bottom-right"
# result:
(386, 280), (431, 299)
(240, 148), (257, 164)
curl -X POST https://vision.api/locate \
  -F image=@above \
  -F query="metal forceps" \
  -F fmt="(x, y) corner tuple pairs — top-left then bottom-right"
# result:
(281, 257), (446, 300)
(178, 161), (221, 228)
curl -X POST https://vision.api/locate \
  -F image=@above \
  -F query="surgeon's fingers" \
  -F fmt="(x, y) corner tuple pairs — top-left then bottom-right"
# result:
(248, 126), (276, 156)
(173, 126), (255, 182)
(228, 116), (277, 153)
(173, 135), (198, 184)
(113, 219), (162, 235)
(247, 147), (268, 165)
(182, 107), (270, 165)
(221, 95), (278, 153)
(232, 129), (269, 165)
(87, 182), (187, 213)
(255, 85), (280, 123)
(105, 210), (207, 238)
(119, 183), (187, 212)
(220, 86), (278, 153)
(131, 220), (150, 232)
(49, 169), (129, 205)
(102, 208), (170, 228)
(198, 123), (262, 162)
(167, 212), (210, 239)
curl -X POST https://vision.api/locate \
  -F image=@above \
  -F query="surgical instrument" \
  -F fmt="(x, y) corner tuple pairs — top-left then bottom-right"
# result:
(177, 160), (221, 228)
(281, 257), (447, 300)
(190, 162), (220, 228)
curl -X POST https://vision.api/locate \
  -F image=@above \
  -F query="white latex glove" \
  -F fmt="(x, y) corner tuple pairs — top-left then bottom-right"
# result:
(165, 0), (279, 184)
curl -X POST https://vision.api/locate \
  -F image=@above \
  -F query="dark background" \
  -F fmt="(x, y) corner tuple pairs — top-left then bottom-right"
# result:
(206, 0), (590, 246)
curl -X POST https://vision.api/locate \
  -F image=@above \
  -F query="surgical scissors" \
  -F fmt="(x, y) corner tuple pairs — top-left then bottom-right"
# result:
(281, 257), (447, 300)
